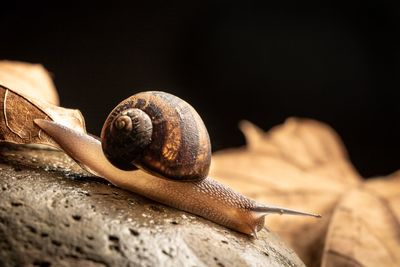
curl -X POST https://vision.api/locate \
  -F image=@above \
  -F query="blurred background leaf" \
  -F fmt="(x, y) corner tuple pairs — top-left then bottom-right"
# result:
(211, 119), (400, 267)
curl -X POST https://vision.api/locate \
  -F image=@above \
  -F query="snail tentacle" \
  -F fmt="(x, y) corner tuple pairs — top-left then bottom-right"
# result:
(251, 205), (321, 218)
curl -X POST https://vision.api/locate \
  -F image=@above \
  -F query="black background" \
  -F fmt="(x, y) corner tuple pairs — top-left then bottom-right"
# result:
(1, 2), (399, 178)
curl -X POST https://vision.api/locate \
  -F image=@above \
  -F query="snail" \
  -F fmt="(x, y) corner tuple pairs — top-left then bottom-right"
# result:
(34, 91), (320, 237)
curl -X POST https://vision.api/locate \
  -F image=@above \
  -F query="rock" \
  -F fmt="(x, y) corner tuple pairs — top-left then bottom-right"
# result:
(0, 145), (305, 267)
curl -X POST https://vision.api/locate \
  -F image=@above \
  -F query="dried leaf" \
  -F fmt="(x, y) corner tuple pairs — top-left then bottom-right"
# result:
(0, 84), (85, 148)
(0, 60), (59, 105)
(212, 118), (400, 267)
(322, 172), (400, 267)
(211, 118), (362, 265)
(239, 119), (361, 185)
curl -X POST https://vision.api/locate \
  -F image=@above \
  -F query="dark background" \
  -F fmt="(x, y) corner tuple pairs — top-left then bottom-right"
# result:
(1, 2), (399, 178)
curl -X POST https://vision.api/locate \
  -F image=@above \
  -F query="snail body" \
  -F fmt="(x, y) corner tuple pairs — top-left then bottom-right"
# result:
(34, 91), (320, 236)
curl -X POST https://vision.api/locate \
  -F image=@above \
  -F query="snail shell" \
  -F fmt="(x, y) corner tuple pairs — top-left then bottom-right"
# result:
(101, 91), (211, 181)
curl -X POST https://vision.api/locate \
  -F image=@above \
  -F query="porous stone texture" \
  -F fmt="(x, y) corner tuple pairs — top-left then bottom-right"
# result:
(0, 145), (305, 267)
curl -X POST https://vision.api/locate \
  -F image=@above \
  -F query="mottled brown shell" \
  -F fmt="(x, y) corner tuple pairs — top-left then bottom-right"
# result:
(101, 91), (211, 181)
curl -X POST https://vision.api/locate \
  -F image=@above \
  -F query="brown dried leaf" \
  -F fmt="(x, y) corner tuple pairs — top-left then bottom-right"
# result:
(211, 118), (362, 265)
(321, 172), (400, 267)
(0, 84), (85, 148)
(0, 60), (59, 105)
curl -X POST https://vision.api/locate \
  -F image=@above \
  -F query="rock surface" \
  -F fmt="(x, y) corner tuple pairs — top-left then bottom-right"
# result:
(0, 145), (305, 267)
